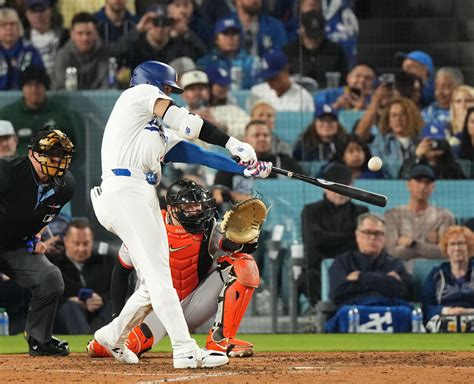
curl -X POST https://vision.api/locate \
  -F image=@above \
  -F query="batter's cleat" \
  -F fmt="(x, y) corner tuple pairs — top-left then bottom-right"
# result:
(28, 336), (70, 357)
(94, 328), (139, 364)
(86, 339), (111, 358)
(126, 323), (154, 357)
(228, 338), (254, 358)
(173, 348), (229, 369)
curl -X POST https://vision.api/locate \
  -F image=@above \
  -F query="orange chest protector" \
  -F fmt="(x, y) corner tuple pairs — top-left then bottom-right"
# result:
(167, 220), (204, 301)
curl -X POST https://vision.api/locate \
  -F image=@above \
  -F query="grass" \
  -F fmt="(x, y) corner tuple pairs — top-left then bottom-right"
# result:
(1, 333), (473, 354)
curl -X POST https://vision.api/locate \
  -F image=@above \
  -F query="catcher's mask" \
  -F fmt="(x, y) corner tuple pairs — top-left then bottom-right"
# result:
(166, 179), (216, 234)
(29, 128), (74, 178)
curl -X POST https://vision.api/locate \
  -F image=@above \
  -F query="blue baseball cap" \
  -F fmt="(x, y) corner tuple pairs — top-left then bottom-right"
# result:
(26, 0), (51, 9)
(259, 50), (289, 81)
(420, 120), (448, 140)
(214, 18), (241, 36)
(409, 164), (436, 181)
(314, 104), (338, 120)
(398, 50), (434, 74)
(205, 65), (231, 87)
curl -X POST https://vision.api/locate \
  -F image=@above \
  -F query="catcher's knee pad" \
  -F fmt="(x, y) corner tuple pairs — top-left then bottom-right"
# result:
(219, 254), (259, 339)
(125, 323), (154, 356)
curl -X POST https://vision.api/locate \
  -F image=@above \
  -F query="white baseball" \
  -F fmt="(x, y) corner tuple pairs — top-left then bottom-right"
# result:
(368, 156), (383, 172)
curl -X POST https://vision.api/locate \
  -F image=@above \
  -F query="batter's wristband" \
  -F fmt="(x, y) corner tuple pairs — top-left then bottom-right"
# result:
(198, 119), (230, 147)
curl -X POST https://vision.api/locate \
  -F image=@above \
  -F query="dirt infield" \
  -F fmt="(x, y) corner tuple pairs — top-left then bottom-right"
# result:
(0, 351), (473, 383)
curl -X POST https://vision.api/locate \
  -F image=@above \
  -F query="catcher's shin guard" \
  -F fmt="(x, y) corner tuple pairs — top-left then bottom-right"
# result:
(86, 323), (154, 358)
(206, 253), (259, 355)
(125, 323), (154, 356)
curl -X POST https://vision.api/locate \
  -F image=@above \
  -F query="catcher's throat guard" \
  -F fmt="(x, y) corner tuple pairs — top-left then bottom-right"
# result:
(220, 198), (267, 244)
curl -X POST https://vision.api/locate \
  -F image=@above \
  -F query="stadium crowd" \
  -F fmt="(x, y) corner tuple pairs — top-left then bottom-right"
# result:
(1, 0), (474, 337)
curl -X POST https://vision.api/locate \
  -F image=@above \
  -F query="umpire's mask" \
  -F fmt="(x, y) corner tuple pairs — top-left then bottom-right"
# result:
(29, 128), (74, 178)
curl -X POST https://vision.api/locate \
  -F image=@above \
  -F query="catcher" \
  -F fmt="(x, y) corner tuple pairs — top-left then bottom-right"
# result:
(87, 179), (267, 358)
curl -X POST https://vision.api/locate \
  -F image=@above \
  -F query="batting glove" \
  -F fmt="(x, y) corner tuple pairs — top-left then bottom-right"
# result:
(225, 137), (257, 162)
(242, 160), (273, 178)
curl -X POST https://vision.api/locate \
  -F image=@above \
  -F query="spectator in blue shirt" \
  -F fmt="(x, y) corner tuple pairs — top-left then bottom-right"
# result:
(314, 63), (377, 113)
(197, 18), (260, 90)
(94, 0), (139, 47)
(228, 0), (287, 57)
(0, 7), (45, 90)
(422, 225), (474, 332)
(422, 67), (464, 127)
(399, 50), (435, 107)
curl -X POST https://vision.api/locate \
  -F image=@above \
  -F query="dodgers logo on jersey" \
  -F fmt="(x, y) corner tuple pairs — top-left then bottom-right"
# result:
(145, 118), (168, 143)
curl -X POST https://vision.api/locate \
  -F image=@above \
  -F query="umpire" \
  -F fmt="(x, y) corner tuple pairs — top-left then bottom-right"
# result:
(0, 127), (75, 356)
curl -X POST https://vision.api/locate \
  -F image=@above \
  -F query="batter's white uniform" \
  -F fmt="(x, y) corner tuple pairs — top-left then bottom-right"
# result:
(91, 84), (198, 355)
(117, 221), (233, 346)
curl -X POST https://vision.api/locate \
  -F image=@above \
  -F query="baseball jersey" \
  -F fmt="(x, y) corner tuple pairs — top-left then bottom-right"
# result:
(100, 84), (181, 180)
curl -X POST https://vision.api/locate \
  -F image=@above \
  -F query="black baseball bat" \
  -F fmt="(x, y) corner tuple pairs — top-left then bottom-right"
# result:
(272, 167), (387, 207)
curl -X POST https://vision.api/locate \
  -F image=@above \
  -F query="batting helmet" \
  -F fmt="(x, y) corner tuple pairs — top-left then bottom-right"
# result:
(130, 61), (183, 94)
(166, 179), (216, 234)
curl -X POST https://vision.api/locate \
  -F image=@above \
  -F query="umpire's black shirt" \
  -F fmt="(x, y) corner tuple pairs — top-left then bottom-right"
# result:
(0, 156), (75, 252)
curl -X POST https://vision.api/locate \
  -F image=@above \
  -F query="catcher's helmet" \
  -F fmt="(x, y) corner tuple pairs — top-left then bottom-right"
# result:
(166, 179), (216, 234)
(29, 127), (74, 178)
(130, 61), (183, 94)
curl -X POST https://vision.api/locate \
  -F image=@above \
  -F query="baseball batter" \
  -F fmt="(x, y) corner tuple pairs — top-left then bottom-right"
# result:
(90, 61), (270, 368)
(88, 179), (264, 359)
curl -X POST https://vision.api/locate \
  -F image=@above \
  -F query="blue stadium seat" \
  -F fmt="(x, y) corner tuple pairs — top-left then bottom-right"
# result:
(411, 259), (444, 302)
(321, 258), (335, 302)
(338, 110), (364, 132)
(274, 111), (314, 145)
(298, 161), (327, 177)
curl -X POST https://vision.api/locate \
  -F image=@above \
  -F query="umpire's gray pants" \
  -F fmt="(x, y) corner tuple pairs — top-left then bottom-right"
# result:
(0, 247), (64, 344)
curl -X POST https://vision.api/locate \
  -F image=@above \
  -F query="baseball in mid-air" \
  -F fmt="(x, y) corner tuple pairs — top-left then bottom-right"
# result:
(368, 156), (383, 172)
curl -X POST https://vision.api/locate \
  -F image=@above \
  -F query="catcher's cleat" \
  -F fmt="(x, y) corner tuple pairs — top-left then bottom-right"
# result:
(86, 339), (111, 358)
(205, 333), (254, 358)
(125, 323), (154, 357)
(228, 338), (254, 358)
(27, 336), (70, 357)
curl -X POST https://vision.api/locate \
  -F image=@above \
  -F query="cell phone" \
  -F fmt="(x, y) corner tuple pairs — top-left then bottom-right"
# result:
(349, 87), (362, 97)
(78, 288), (93, 301)
(380, 73), (395, 89)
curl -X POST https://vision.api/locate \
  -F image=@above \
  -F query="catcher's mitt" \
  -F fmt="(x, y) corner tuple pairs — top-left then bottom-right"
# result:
(220, 198), (268, 244)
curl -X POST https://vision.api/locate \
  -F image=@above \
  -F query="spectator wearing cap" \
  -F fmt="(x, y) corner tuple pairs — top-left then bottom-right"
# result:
(94, 0), (139, 47)
(112, 6), (204, 73)
(24, 0), (69, 78)
(0, 7), (45, 90)
(314, 63), (377, 114)
(246, 49), (314, 112)
(197, 17), (260, 90)
(400, 50), (435, 107)
(224, 0), (287, 57)
(51, 12), (110, 90)
(180, 68), (249, 139)
(384, 164), (455, 262)
(398, 121), (465, 180)
(0, 66), (78, 155)
(0, 120), (18, 158)
(293, 105), (347, 161)
(301, 162), (368, 304)
(206, 64), (250, 138)
(422, 67), (464, 128)
(283, 10), (347, 89)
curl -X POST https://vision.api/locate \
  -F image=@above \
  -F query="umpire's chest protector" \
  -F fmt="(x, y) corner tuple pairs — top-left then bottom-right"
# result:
(167, 224), (203, 301)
